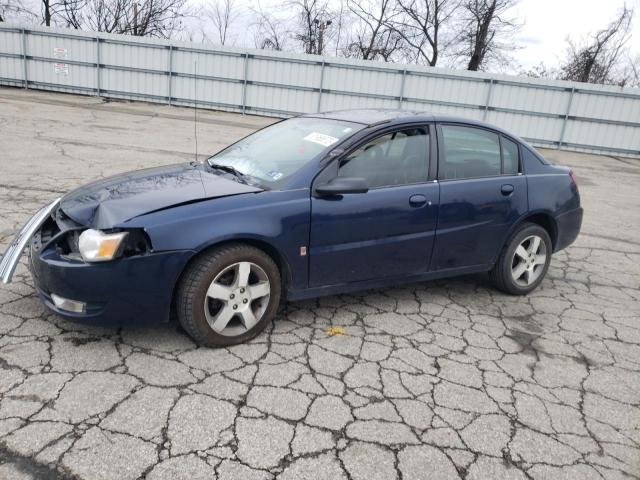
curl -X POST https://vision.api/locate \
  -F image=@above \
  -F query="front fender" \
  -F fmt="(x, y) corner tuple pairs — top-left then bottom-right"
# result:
(122, 190), (311, 291)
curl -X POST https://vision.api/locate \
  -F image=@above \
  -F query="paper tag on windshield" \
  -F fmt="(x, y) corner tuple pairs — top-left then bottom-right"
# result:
(303, 132), (339, 148)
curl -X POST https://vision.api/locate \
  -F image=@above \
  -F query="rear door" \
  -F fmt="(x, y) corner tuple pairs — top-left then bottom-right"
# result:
(431, 124), (527, 270)
(309, 125), (439, 286)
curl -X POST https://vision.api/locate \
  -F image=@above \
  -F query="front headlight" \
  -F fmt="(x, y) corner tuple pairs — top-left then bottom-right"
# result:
(78, 229), (128, 262)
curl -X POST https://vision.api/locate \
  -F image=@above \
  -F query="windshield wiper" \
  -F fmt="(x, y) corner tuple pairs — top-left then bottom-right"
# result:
(208, 162), (251, 185)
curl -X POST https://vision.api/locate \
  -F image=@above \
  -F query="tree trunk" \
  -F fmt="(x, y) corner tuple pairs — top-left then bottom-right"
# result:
(467, 52), (481, 70)
(44, 0), (51, 26)
(466, 0), (497, 71)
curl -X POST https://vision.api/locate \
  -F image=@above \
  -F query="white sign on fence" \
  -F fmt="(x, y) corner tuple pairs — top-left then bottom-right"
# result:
(53, 47), (67, 59)
(54, 63), (69, 75)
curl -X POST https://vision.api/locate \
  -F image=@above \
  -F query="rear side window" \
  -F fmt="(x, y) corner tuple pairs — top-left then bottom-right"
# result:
(440, 126), (501, 180)
(501, 137), (520, 175)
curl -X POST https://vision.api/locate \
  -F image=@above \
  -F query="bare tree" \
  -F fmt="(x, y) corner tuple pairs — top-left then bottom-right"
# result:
(625, 53), (640, 87)
(345, 0), (404, 61)
(387, 0), (459, 66)
(251, 5), (288, 50)
(455, 0), (520, 71)
(332, 0), (347, 55)
(0, 0), (39, 23)
(519, 62), (557, 79)
(44, 0), (78, 26)
(60, 0), (187, 37)
(22, 0), (83, 27)
(207, 0), (239, 45)
(287, 0), (333, 54)
(127, 0), (187, 37)
(42, 0), (52, 24)
(559, 5), (634, 85)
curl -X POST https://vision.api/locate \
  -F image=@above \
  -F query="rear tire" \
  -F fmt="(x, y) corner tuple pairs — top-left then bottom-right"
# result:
(176, 244), (281, 347)
(490, 223), (552, 295)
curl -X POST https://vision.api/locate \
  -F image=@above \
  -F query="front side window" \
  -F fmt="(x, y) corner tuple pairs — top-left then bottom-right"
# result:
(208, 117), (363, 185)
(338, 128), (429, 188)
(440, 125), (501, 180)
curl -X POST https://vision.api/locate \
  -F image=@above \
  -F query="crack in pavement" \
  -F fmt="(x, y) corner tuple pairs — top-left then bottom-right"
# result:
(0, 444), (72, 480)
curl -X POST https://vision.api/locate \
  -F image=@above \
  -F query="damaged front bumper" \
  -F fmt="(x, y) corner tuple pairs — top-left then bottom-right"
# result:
(0, 198), (61, 284)
(30, 245), (192, 325)
(1, 199), (194, 325)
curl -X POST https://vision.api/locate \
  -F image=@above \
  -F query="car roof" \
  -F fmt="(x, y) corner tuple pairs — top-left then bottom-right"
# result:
(303, 109), (435, 125)
(302, 109), (527, 144)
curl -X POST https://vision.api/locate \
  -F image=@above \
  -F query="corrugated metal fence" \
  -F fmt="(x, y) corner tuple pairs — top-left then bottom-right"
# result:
(1, 23), (639, 158)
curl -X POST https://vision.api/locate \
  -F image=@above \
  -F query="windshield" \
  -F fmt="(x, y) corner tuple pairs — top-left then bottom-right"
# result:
(207, 117), (363, 185)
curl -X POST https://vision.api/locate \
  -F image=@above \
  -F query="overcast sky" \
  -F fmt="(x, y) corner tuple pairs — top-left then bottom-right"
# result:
(512, 0), (639, 69)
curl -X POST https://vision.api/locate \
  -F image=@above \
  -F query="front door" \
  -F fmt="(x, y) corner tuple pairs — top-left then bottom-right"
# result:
(309, 126), (439, 287)
(431, 124), (528, 270)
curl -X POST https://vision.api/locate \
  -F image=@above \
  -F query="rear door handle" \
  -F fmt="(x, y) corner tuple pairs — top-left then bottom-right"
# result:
(501, 184), (514, 196)
(409, 194), (427, 207)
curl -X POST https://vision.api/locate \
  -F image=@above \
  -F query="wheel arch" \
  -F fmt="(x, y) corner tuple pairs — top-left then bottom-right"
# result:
(490, 212), (555, 295)
(521, 211), (558, 251)
(169, 237), (293, 318)
(496, 210), (558, 265)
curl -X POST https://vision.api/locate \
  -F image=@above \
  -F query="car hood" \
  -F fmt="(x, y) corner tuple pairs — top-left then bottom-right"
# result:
(59, 162), (262, 229)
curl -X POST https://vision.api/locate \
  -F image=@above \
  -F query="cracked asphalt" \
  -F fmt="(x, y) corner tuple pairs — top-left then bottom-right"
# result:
(0, 88), (639, 480)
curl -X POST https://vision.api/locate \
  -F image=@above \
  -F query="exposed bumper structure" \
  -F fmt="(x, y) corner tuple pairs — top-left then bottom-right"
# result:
(1, 198), (195, 325)
(0, 198), (61, 284)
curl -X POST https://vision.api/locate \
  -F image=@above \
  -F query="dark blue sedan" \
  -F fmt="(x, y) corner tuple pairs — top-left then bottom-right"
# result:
(0, 110), (582, 346)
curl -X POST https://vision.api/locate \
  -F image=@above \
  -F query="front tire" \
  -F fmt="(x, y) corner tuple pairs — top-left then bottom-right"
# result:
(176, 244), (281, 347)
(490, 223), (552, 295)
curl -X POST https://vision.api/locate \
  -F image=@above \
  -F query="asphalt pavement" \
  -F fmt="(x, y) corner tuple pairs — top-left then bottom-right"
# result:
(0, 88), (638, 480)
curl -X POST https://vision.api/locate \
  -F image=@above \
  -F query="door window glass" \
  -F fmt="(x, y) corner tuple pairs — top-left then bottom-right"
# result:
(502, 136), (520, 175)
(338, 128), (429, 188)
(440, 126), (501, 180)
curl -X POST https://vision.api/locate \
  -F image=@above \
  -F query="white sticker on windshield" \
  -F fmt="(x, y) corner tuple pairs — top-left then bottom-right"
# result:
(303, 132), (339, 147)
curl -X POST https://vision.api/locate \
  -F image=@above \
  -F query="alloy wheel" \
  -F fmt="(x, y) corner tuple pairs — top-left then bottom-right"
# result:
(510, 235), (547, 287)
(203, 261), (271, 336)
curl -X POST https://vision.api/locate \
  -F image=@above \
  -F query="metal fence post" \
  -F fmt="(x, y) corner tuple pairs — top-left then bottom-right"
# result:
(482, 78), (495, 121)
(558, 87), (575, 149)
(241, 52), (249, 114)
(316, 60), (325, 112)
(398, 69), (407, 108)
(167, 45), (173, 106)
(95, 37), (101, 97)
(21, 29), (28, 89)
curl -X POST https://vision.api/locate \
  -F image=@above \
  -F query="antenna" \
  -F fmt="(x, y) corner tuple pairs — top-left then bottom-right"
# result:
(193, 60), (198, 162)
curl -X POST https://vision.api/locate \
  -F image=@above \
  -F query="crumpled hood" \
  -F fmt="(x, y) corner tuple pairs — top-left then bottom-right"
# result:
(59, 162), (262, 228)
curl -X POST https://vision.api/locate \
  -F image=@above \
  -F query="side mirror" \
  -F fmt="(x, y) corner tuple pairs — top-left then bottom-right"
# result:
(315, 177), (369, 196)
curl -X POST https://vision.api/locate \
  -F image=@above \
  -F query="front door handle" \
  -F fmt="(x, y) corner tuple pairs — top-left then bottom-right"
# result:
(409, 194), (427, 207)
(501, 184), (514, 196)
